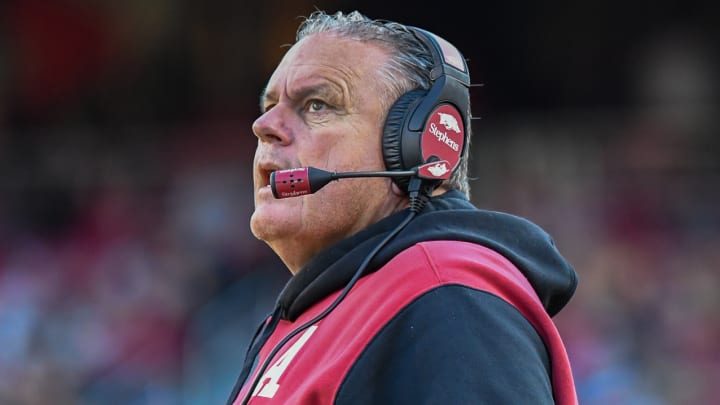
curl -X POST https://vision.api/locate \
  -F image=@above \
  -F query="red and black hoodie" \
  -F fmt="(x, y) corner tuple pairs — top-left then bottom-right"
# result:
(227, 190), (579, 404)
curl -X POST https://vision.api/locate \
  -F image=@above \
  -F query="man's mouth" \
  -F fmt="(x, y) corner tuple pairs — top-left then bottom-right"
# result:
(257, 161), (283, 189)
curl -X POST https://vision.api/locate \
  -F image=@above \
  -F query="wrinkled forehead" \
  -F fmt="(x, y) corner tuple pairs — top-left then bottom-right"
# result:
(264, 33), (391, 100)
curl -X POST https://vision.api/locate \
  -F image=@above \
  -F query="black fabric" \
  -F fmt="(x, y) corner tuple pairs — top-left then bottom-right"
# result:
(278, 190), (578, 321)
(335, 285), (554, 404)
(225, 306), (282, 405)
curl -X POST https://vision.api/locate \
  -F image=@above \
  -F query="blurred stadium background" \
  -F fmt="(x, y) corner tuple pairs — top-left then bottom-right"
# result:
(0, 0), (717, 404)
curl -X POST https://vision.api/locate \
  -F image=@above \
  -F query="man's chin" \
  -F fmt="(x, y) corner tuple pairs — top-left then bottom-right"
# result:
(250, 210), (292, 242)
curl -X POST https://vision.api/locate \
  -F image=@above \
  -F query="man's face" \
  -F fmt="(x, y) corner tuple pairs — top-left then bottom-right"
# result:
(250, 33), (406, 273)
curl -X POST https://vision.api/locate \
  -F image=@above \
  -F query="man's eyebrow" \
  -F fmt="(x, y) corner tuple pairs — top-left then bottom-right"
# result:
(259, 81), (343, 112)
(295, 82), (340, 100)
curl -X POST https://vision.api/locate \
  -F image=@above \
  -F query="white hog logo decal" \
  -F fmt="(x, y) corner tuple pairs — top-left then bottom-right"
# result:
(427, 162), (449, 177)
(437, 112), (461, 133)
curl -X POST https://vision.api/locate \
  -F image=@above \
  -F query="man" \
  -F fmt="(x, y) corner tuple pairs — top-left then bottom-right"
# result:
(227, 10), (578, 405)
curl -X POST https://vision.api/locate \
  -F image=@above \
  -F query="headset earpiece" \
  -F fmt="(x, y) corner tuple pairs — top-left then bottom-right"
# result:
(381, 27), (471, 194)
(382, 89), (427, 191)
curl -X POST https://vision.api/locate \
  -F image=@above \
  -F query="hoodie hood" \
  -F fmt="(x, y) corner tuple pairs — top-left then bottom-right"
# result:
(278, 190), (578, 320)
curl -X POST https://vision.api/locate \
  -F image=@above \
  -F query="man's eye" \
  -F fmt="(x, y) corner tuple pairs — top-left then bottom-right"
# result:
(307, 100), (327, 113)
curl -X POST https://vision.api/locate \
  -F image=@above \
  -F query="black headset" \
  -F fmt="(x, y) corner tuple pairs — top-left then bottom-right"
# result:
(382, 27), (471, 192)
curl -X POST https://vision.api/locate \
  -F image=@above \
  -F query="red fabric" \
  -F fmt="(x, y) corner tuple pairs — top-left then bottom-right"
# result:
(236, 241), (577, 404)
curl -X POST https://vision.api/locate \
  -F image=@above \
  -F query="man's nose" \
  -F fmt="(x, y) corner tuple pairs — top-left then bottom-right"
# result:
(252, 106), (293, 145)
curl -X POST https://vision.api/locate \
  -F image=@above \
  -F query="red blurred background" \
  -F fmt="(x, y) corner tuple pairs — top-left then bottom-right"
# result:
(0, 1), (717, 403)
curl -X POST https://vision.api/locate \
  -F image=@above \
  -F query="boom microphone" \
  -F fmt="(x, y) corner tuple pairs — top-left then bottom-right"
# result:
(270, 160), (452, 199)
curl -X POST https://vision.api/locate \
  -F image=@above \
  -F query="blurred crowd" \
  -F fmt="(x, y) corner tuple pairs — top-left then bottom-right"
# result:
(0, 1), (718, 404)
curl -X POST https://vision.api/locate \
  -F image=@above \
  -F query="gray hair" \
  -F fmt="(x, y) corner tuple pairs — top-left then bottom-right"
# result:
(296, 10), (472, 197)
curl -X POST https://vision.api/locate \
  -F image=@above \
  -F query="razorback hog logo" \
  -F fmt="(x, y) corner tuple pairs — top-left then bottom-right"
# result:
(427, 162), (449, 177)
(437, 112), (461, 133)
(422, 104), (464, 168)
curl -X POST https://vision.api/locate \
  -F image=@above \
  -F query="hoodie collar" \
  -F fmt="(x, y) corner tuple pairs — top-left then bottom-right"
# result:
(277, 190), (577, 320)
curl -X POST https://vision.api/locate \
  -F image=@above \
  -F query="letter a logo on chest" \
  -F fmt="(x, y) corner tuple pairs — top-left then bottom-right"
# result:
(252, 325), (319, 399)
